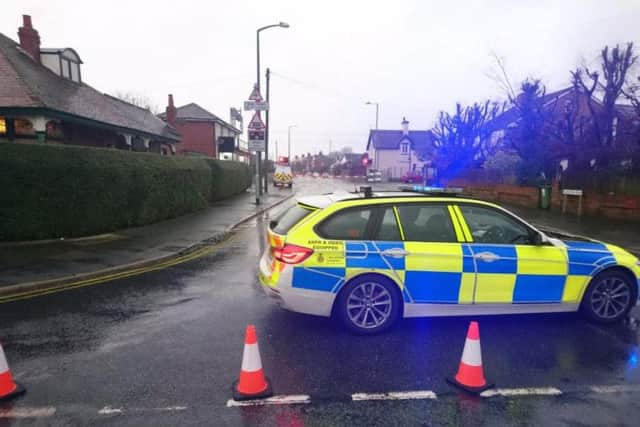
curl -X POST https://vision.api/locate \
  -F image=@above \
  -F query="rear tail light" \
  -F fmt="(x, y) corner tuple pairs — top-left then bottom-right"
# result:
(272, 244), (314, 264)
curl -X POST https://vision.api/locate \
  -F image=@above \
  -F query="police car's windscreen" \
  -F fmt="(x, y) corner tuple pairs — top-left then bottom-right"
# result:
(272, 205), (314, 234)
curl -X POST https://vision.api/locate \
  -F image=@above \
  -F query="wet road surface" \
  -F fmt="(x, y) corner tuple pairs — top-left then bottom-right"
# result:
(1, 178), (640, 426)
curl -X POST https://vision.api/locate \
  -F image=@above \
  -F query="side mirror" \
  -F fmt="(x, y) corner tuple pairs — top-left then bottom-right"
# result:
(269, 220), (277, 230)
(532, 232), (544, 245)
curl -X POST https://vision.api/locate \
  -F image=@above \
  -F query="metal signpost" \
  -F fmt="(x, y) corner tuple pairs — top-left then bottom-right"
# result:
(245, 85), (267, 204)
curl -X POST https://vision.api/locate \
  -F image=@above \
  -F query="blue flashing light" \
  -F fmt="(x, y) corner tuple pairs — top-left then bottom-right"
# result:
(403, 185), (464, 195)
(628, 350), (638, 369)
(413, 185), (444, 192)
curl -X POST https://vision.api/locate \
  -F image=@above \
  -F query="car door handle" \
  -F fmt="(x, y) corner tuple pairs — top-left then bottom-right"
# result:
(474, 251), (500, 262)
(382, 248), (410, 258)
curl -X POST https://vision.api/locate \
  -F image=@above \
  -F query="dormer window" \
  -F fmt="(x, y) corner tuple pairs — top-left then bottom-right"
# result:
(400, 141), (409, 153)
(40, 48), (82, 83)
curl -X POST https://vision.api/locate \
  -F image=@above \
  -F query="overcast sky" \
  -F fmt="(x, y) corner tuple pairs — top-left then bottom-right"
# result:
(3, 1), (640, 157)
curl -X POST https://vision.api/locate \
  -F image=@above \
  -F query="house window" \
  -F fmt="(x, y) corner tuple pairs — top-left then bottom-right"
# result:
(15, 118), (35, 137)
(46, 120), (65, 140)
(61, 58), (71, 79)
(401, 143), (408, 153)
(0, 117), (6, 135)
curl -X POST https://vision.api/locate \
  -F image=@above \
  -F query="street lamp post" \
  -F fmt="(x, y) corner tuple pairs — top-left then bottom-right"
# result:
(257, 22), (289, 195)
(287, 125), (297, 159)
(365, 101), (379, 129)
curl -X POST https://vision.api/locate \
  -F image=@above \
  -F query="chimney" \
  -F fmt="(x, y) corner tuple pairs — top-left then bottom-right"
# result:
(166, 94), (177, 127)
(401, 117), (409, 135)
(18, 15), (41, 63)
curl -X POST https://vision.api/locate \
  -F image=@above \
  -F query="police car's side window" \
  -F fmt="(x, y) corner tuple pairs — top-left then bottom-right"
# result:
(396, 204), (457, 243)
(317, 207), (373, 240)
(459, 205), (532, 245)
(374, 207), (402, 241)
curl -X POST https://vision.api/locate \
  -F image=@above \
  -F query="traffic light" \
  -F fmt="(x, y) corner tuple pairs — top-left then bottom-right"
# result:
(361, 154), (370, 167)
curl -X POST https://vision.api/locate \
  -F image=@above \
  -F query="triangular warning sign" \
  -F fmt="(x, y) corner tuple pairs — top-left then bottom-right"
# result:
(248, 85), (263, 102)
(248, 111), (265, 130)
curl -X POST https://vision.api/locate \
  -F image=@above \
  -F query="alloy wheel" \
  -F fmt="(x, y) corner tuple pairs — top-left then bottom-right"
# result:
(346, 282), (393, 329)
(590, 277), (631, 319)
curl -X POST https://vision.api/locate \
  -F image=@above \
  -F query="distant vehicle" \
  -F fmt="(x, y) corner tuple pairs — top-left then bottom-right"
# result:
(313, 172), (320, 178)
(366, 169), (382, 183)
(273, 161), (293, 188)
(401, 171), (423, 183)
(259, 186), (640, 334)
(322, 172), (329, 178)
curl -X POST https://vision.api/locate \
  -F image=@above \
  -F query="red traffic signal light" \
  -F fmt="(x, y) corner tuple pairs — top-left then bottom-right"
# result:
(361, 155), (370, 166)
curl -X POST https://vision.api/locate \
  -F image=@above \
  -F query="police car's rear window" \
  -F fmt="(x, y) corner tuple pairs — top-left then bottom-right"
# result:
(272, 205), (314, 234)
(316, 207), (373, 240)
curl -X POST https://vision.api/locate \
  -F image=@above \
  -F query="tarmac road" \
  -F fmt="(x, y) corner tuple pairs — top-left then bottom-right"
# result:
(1, 177), (640, 426)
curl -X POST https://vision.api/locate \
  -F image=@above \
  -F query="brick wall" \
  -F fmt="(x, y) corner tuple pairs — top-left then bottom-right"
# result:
(446, 178), (640, 222)
(174, 121), (215, 157)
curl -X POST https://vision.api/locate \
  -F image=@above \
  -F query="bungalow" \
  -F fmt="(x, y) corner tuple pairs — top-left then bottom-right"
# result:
(0, 15), (179, 153)
(366, 118), (435, 180)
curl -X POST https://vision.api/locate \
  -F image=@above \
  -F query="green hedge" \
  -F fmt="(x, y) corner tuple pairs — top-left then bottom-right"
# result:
(0, 143), (251, 241)
(205, 158), (252, 201)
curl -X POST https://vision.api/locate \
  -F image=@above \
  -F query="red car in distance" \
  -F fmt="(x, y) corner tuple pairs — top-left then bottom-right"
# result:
(401, 171), (423, 183)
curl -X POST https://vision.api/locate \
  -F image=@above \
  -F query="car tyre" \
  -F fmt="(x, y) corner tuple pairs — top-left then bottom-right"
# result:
(580, 270), (636, 324)
(336, 275), (401, 334)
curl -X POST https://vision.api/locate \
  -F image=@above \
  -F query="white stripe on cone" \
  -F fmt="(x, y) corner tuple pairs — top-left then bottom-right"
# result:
(240, 343), (263, 373)
(0, 345), (9, 373)
(460, 337), (482, 367)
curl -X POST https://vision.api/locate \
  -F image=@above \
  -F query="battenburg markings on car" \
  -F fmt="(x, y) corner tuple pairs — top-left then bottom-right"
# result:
(258, 189), (640, 334)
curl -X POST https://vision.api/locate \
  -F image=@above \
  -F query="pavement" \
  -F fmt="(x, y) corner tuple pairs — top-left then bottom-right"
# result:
(505, 203), (640, 256)
(1, 177), (640, 426)
(0, 187), (294, 293)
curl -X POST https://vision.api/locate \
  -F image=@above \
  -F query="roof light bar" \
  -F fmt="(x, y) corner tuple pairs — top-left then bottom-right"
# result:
(400, 185), (464, 196)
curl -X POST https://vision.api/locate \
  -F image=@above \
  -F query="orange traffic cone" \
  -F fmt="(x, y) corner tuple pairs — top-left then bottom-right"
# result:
(0, 341), (25, 402)
(447, 321), (493, 394)
(232, 325), (273, 401)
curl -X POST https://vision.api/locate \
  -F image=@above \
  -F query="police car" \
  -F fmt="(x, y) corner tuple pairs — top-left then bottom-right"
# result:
(259, 186), (640, 334)
(273, 157), (293, 188)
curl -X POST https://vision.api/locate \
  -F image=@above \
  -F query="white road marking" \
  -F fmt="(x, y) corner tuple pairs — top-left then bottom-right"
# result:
(352, 391), (437, 401)
(226, 394), (311, 407)
(98, 406), (123, 415)
(20, 383), (640, 419)
(480, 387), (563, 397)
(590, 384), (640, 394)
(98, 405), (188, 415)
(0, 407), (56, 418)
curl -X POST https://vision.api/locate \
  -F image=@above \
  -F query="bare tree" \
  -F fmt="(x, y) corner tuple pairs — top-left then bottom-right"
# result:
(114, 91), (160, 114)
(572, 43), (637, 147)
(431, 101), (503, 181)
(623, 74), (640, 119)
(486, 52), (518, 102)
